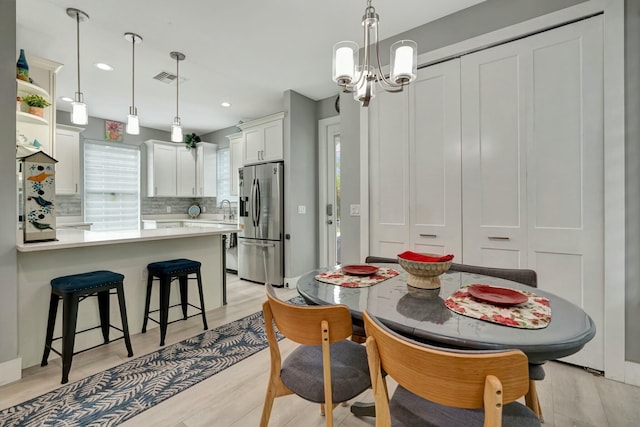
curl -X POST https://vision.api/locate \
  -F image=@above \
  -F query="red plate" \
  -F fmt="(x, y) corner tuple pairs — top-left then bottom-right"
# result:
(342, 264), (379, 276)
(468, 284), (528, 306)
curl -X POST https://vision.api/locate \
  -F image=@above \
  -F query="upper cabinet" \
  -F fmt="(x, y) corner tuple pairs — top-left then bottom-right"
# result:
(196, 142), (217, 197)
(54, 125), (84, 195)
(238, 112), (285, 165)
(145, 140), (217, 198)
(15, 54), (62, 157)
(227, 132), (243, 196)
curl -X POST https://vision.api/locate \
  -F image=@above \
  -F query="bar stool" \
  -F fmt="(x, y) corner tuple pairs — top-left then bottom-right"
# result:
(41, 270), (134, 384)
(142, 258), (208, 346)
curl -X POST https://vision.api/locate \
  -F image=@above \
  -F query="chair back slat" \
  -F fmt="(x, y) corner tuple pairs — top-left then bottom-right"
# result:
(449, 263), (537, 288)
(265, 283), (353, 345)
(363, 311), (530, 409)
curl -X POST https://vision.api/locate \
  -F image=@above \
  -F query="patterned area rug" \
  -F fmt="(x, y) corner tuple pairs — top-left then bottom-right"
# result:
(1, 297), (305, 426)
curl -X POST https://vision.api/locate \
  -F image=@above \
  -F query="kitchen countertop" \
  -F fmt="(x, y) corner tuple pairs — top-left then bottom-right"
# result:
(17, 224), (240, 252)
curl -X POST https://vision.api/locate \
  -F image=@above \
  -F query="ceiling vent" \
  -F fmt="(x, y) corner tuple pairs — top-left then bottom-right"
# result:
(153, 71), (187, 84)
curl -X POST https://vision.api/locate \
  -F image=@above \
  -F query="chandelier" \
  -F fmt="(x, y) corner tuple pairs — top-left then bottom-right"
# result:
(332, 0), (417, 106)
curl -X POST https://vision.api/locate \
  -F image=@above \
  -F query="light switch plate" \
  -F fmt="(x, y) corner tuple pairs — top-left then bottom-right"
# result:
(298, 205), (306, 214)
(166, 206), (171, 213)
(350, 204), (360, 216)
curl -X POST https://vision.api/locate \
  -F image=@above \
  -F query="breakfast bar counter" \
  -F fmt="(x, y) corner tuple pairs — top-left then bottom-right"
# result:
(16, 225), (239, 370)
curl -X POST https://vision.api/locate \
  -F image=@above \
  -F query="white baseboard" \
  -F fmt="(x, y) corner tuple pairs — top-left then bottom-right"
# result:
(625, 361), (640, 387)
(0, 357), (22, 386)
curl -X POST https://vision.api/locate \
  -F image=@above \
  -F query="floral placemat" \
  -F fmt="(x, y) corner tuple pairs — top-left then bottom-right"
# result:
(315, 267), (400, 288)
(444, 286), (551, 329)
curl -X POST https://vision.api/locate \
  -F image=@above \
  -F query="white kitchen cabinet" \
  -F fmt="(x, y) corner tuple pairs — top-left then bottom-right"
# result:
(177, 145), (196, 197)
(146, 140), (178, 197)
(196, 142), (217, 197)
(227, 132), (243, 196)
(238, 112), (285, 165)
(54, 125), (84, 195)
(146, 140), (217, 198)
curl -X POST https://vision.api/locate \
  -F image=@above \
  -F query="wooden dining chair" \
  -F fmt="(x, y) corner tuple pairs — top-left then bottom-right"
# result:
(449, 262), (544, 420)
(260, 283), (371, 427)
(363, 311), (541, 427)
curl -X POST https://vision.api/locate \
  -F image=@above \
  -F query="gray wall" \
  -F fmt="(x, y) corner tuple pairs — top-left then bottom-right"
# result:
(317, 95), (339, 121)
(0, 0), (18, 371)
(56, 112), (220, 217)
(201, 124), (240, 150)
(625, 0), (640, 363)
(283, 90), (319, 282)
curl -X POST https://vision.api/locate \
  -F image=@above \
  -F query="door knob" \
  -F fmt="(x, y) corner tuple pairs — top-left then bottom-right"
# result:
(327, 220), (333, 225)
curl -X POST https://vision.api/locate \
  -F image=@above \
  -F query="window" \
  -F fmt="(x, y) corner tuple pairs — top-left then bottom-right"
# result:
(216, 148), (237, 202)
(84, 141), (140, 231)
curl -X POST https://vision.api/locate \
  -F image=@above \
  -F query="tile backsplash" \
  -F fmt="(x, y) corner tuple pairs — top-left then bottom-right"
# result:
(56, 195), (226, 218)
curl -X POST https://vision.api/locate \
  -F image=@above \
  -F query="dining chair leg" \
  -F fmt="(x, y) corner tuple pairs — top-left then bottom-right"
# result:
(525, 380), (544, 422)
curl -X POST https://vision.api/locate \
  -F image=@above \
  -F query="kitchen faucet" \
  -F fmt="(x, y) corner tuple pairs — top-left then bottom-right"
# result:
(220, 199), (234, 220)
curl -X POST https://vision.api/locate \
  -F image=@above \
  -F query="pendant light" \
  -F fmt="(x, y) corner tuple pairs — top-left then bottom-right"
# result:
(124, 32), (143, 135)
(66, 8), (89, 125)
(170, 51), (185, 142)
(332, 0), (417, 107)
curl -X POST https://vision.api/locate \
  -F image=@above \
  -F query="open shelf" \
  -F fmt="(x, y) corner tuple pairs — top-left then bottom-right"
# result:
(16, 111), (48, 126)
(16, 79), (49, 100)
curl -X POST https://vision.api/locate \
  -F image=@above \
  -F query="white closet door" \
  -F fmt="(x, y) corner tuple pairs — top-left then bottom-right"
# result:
(461, 41), (528, 268)
(369, 89), (411, 258)
(525, 16), (604, 370)
(410, 59), (462, 256)
(462, 16), (604, 370)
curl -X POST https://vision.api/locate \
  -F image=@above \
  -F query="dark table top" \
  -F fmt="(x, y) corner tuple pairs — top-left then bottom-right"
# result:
(297, 264), (596, 364)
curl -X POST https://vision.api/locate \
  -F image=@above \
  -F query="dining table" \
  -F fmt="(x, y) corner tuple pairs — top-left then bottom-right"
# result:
(296, 263), (596, 366)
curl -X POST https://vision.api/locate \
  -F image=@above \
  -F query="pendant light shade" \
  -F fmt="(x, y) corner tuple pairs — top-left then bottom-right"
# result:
(66, 8), (89, 125)
(170, 51), (185, 142)
(124, 32), (143, 135)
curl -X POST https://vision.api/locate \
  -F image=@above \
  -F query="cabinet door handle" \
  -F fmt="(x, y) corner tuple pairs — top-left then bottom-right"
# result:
(419, 233), (437, 238)
(488, 236), (510, 241)
(75, 184), (78, 193)
(155, 186), (157, 195)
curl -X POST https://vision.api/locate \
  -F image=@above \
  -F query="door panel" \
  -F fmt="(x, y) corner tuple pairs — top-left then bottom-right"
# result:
(526, 16), (604, 370)
(411, 59), (462, 257)
(462, 44), (527, 267)
(369, 89), (411, 258)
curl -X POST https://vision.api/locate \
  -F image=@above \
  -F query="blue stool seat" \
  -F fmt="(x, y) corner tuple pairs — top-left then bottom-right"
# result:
(42, 270), (133, 384)
(147, 259), (201, 276)
(51, 271), (125, 293)
(143, 258), (207, 346)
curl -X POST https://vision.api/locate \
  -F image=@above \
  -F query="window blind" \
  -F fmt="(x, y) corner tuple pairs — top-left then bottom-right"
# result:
(84, 141), (140, 231)
(216, 148), (237, 202)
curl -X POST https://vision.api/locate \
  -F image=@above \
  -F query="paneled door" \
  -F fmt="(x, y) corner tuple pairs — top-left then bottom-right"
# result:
(369, 86), (411, 257)
(462, 16), (604, 370)
(410, 59), (462, 256)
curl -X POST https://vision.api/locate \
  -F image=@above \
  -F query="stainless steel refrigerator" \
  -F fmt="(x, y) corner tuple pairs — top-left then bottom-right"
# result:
(238, 161), (284, 286)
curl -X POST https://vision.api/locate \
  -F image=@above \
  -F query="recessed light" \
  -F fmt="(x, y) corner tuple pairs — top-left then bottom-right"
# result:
(94, 62), (114, 71)
(60, 96), (73, 102)
(221, 102), (231, 108)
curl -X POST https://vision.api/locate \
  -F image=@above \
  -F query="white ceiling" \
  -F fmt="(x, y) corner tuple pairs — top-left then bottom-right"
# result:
(16, 0), (484, 135)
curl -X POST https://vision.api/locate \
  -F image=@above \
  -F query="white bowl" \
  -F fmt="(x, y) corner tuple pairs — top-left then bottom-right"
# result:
(397, 254), (452, 289)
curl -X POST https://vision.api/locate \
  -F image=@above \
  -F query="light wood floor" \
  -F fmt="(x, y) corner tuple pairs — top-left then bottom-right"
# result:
(2, 274), (639, 426)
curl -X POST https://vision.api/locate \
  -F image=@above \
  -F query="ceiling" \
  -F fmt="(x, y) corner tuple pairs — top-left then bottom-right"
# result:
(16, 0), (485, 135)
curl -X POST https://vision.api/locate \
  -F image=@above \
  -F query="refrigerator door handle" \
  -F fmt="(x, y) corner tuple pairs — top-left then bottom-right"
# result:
(254, 178), (261, 228)
(250, 178), (257, 228)
(240, 241), (276, 248)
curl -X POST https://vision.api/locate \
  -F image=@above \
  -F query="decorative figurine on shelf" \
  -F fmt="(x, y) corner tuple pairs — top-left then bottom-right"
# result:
(16, 48), (29, 82)
(185, 132), (201, 149)
(18, 151), (58, 242)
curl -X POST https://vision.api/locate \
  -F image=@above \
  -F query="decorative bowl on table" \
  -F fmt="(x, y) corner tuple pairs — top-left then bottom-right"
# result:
(396, 251), (454, 289)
